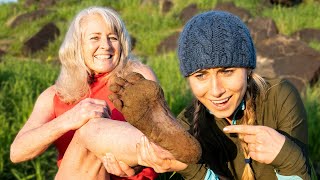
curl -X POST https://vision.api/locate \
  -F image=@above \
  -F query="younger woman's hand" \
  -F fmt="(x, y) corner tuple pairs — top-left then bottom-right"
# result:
(61, 98), (109, 130)
(223, 125), (285, 164)
(137, 136), (188, 173)
(102, 153), (135, 177)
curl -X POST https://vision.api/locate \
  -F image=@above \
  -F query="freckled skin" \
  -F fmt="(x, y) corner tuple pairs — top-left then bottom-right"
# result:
(109, 72), (202, 164)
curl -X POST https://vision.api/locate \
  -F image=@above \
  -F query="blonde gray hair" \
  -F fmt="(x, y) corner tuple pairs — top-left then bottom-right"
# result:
(55, 6), (132, 103)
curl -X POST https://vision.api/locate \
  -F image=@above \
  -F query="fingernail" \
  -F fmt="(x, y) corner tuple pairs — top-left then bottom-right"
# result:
(142, 136), (147, 143)
(102, 156), (107, 163)
(223, 127), (229, 131)
(105, 153), (111, 159)
(119, 161), (125, 166)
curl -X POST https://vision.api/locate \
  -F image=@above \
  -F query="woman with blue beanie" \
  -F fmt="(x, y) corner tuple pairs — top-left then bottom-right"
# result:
(109, 11), (314, 180)
(169, 10), (313, 180)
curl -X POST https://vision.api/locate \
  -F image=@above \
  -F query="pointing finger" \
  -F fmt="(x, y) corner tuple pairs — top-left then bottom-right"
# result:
(223, 125), (261, 135)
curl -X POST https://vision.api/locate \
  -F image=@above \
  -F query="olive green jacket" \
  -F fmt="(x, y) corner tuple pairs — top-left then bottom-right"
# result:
(177, 79), (312, 180)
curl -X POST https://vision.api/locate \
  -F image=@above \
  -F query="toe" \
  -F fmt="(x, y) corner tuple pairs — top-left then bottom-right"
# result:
(108, 93), (119, 102)
(126, 72), (145, 84)
(109, 84), (122, 93)
(113, 99), (123, 111)
(115, 77), (126, 86)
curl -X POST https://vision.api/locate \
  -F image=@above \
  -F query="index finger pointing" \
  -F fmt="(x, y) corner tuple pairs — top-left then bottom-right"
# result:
(223, 125), (261, 135)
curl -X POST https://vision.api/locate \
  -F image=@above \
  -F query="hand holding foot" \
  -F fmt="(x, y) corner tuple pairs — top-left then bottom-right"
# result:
(109, 72), (201, 164)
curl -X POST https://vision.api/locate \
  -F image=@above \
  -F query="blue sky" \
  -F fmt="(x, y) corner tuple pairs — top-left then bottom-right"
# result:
(0, 0), (17, 4)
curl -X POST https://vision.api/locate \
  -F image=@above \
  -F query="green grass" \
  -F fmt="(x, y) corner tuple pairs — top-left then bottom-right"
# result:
(305, 82), (320, 163)
(0, 57), (59, 179)
(262, 1), (320, 35)
(0, 0), (320, 179)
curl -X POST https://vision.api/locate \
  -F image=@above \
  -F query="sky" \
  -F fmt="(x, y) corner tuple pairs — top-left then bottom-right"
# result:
(0, 0), (17, 4)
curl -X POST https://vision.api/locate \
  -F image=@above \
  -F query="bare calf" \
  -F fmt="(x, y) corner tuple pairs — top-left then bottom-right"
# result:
(55, 131), (110, 180)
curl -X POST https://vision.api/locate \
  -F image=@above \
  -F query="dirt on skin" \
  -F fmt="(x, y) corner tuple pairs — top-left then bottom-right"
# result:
(108, 72), (202, 164)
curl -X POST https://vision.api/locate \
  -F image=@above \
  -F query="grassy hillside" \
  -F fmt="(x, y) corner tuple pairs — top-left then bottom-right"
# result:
(1, 0), (320, 179)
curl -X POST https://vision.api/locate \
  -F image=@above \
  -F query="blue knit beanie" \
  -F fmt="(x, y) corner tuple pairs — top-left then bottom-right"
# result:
(178, 11), (256, 77)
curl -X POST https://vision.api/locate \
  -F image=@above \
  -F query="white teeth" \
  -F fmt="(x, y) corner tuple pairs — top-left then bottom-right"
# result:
(95, 55), (112, 59)
(212, 97), (229, 104)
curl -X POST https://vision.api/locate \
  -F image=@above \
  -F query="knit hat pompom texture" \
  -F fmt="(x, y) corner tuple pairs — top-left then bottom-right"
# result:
(178, 11), (256, 77)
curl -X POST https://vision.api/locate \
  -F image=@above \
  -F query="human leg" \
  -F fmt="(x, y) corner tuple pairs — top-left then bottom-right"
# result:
(55, 130), (110, 180)
(109, 72), (201, 164)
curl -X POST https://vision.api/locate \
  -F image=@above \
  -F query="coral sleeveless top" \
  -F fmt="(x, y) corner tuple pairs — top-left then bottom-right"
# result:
(53, 73), (157, 180)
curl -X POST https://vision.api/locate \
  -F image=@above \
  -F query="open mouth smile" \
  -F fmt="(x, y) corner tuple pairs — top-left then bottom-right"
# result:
(94, 54), (113, 60)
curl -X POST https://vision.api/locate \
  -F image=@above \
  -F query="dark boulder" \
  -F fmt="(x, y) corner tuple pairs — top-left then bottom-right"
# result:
(7, 9), (51, 28)
(156, 31), (180, 54)
(248, 17), (279, 43)
(214, 2), (252, 23)
(255, 34), (320, 93)
(291, 28), (320, 44)
(23, 22), (60, 55)
(179, 4), (198, 24)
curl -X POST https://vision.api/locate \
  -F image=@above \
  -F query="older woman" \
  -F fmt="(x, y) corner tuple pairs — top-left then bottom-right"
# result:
(10, 6), (160, 180)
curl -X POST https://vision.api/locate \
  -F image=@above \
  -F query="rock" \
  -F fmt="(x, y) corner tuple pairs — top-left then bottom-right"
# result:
(161, 0), (173, 14)
(214, 2), (252, 23)
(179, 4), (198, 24)
(255, 34), (320, 93)
(291, 28), (320, 44)
(248, 17), (279, 43)
(0, 49), (5, 57)
(22, 22), (60, 55)
(156, 31), (180, 54)
(39, 0), (57, 9)
(24, 0), (57, 9)
(7, 9), (51, 28)
(270, 0), (302, 7)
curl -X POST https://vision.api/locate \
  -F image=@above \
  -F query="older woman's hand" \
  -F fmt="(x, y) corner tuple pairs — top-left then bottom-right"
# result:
(223, 125), (285, 164)
(61, 98), (109, 130)
(136, 136), (188, 173)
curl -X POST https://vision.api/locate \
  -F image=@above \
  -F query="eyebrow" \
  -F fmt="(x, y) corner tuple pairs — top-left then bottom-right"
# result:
(88, 32), (118, 36)
(88, 32), (101, 36)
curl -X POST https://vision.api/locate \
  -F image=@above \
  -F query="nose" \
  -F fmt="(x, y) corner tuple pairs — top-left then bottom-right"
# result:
(100, 38), (111, 49)
(210, 76), (226, 97)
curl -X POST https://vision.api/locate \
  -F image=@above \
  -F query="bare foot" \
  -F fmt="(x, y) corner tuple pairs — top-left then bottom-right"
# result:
(108, 72), (201, 164)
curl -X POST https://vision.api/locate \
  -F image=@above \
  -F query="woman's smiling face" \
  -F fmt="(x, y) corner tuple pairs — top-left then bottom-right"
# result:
(81, 13), (120, 74)
(188, 67), (248, 119)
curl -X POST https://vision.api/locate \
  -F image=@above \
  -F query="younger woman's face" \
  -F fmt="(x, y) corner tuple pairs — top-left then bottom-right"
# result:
(81, 14), (121, 74)
(188, 67), (248, 119)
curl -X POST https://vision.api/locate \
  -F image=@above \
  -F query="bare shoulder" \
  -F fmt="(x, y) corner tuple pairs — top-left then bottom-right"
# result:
(16, 85), (57, 135)
(31, 85), (57, 117)
(129, 60), (158, 82)
(37, 85), (57, 102)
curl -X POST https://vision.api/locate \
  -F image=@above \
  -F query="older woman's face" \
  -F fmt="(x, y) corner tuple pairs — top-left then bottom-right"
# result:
(81, 14), (120, 74)
(188, 67), (248, 119)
